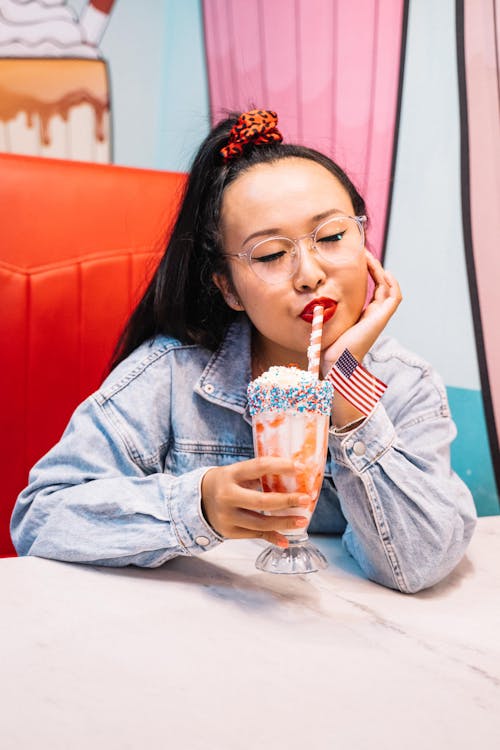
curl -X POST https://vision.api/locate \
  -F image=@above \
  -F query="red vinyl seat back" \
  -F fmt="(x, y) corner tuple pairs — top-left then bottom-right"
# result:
(0, 153), (186, 556)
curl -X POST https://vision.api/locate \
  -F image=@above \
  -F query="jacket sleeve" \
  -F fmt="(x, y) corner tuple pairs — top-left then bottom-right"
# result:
(328, 360), (477, 594)
(10, 393), (223, 566)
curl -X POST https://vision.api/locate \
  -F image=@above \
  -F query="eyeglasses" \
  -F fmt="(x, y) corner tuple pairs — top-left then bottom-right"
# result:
(223, 215), (367, 284)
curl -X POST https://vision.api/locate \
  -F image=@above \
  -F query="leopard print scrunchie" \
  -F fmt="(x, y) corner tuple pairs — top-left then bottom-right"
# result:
(220, 109), (283, 161)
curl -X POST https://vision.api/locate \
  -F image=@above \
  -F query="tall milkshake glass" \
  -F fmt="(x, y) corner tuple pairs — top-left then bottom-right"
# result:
(247, 366), (333, 574)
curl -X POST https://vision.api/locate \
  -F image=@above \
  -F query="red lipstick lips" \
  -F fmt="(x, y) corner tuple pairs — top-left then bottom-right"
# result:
(300, 297), (337, 323)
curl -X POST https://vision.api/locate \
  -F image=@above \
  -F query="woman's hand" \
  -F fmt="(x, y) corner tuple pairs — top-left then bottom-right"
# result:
(201, 457), (312, 548)
(321, 250), (402, 374)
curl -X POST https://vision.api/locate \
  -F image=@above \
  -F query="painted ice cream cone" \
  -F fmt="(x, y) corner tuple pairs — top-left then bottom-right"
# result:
(80, 0), (116, 46)
(0, 0), (115, 162)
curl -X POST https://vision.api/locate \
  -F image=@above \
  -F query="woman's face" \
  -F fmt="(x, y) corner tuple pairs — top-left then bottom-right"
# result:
(217, 157), (368, 367)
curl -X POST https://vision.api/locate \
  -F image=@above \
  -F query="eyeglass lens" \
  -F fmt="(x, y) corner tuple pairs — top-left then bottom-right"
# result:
(249, 217), (363, 283)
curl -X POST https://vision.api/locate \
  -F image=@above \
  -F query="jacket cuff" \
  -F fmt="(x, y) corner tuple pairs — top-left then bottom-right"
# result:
(328, 403), (395, 473)
(165, 467), (224, 554)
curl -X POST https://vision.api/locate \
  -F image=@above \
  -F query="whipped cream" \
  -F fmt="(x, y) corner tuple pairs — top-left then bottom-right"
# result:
(0, 0), (111, 58)
(247, 366), (333, 416)
(252, 365), (314, 389)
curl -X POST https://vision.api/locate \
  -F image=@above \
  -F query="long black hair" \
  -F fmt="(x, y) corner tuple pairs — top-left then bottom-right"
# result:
(110, 113), (366, 369)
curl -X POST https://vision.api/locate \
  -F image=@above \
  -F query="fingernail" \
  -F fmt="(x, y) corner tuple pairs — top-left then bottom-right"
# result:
(299, 495), (311, 506)
(295, 518), (308, 527)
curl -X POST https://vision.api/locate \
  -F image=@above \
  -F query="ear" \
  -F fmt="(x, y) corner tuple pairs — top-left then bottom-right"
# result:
(212, 273), (244, 311)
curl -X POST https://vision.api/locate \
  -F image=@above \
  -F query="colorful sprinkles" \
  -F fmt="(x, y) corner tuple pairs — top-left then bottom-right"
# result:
(247, 366), (333, 416)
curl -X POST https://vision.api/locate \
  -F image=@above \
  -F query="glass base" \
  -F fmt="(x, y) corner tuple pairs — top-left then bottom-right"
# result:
(255, 537), (328, 575)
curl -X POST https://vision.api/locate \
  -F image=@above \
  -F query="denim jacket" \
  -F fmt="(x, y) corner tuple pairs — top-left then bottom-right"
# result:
(11, 315), (477, 593)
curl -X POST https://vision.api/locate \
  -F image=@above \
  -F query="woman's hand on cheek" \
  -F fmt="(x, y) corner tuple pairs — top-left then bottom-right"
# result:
(321, 250), (402, 374)
(201, 458), (312, 548)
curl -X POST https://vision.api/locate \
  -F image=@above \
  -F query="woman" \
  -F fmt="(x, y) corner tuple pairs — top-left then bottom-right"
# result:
(11, 110), (477, 592)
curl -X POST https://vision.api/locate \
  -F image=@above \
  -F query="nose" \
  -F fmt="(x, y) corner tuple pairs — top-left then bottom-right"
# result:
(292, 238), (327, 291)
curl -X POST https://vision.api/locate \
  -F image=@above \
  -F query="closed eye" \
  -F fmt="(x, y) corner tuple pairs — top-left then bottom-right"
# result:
(318, 231), (345, 243)
(253, 250), (288, 263)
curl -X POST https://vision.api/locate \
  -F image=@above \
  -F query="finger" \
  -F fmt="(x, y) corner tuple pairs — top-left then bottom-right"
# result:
(365, 248), (384, 273)
(366, 261), (399, 307)
(366, 253), (390, 293)
(235, 509), (309, 532)
(233, 527), (293, 549)
(231, 456), (302, 482)
(262, 531), (289, 548)
(365, 251), (401, 295)
(236, 489), (312, 512)
(226, 526), (290, 548)
(383, 269), (402, 300)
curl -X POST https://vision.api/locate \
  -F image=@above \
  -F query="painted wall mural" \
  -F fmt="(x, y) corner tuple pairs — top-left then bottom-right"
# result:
(457, 0), (500, 513)
(203, 0), (405, 264)
(0, 0), (115, 161)
(0, 0), (498, 515)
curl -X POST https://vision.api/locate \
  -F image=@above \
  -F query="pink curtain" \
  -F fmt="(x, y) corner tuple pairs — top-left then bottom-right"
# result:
(202, 0), (406, 259)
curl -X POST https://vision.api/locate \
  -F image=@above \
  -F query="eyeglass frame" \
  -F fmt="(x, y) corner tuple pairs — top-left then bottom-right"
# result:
(222, 214), (367, 284)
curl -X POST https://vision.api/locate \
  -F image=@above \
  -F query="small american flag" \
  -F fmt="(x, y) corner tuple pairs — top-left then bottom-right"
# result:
(326, 349), (387, 416)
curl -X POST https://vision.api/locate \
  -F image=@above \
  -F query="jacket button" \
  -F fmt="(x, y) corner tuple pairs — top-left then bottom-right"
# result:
(195, 536), (210, 546)
(203, 383), (215, 394)
(353, 441), (366, 456)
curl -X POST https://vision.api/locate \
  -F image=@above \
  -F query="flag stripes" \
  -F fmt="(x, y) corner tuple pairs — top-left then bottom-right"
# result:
(326, 349), (387, 416)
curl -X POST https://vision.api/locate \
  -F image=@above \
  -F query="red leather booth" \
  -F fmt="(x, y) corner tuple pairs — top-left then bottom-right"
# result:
(0, 153), (186, 556)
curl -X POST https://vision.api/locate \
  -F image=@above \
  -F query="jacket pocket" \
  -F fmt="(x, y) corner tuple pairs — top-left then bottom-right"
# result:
(165, 440), (253, 474)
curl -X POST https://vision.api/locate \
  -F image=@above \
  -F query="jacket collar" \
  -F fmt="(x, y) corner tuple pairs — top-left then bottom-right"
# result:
(195, 315), (252, 424)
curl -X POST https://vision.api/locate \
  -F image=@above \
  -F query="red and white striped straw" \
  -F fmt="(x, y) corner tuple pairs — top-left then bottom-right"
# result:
(307, 305), (324, 378)
(81, 0), (116, 45)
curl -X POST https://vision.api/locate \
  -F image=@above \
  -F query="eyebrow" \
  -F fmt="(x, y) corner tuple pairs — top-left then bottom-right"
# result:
(242, 208), (344, 246)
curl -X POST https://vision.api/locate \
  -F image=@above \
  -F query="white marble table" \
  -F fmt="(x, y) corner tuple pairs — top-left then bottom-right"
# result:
(0, 517), (499, 750)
